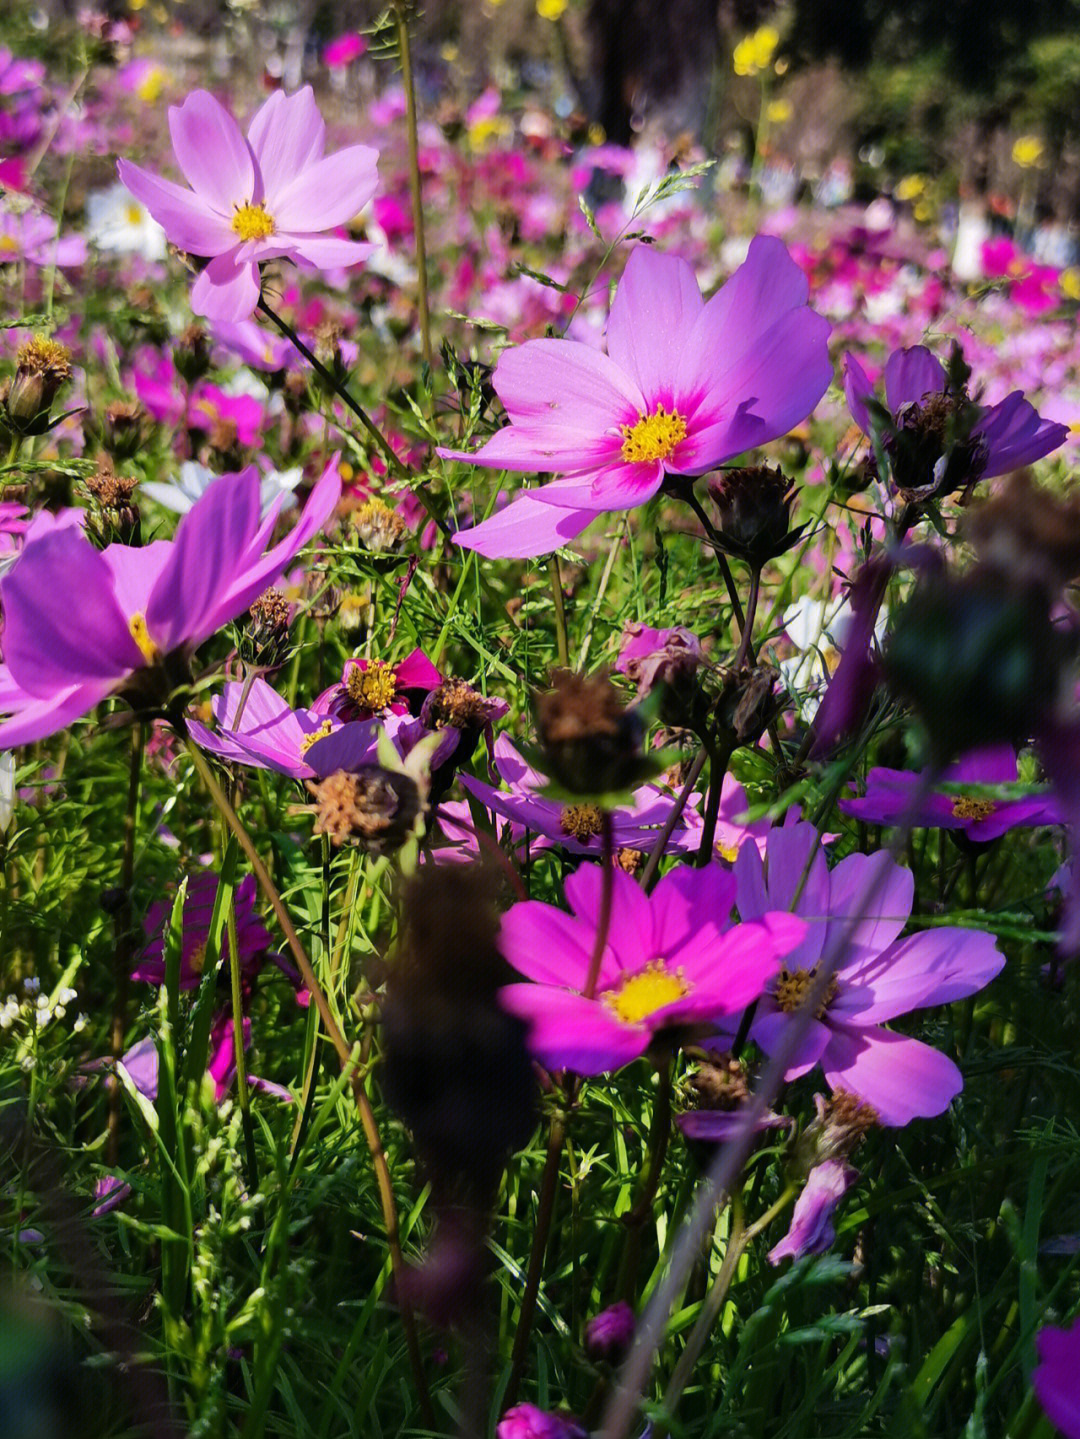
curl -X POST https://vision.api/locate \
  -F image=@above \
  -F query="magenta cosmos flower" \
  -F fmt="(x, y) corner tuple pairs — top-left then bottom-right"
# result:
(117, 87), (377, 321)
(497, 862), (805, 1075)
(767, 1158), (859, 1265)
(439, 238), (832, 558)
(844, 345), (1067, 494)
(0, 463), (340, 748)
(131, 871), (272, 990)
(839, 744), (1060, 843)
(1034, 1317), (1080, 1439)
(188, 676), (345, 780)
(726, 823), (1005, 1125)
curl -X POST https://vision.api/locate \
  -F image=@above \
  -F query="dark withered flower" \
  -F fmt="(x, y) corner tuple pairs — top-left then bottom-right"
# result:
(533, 668), (644, 796)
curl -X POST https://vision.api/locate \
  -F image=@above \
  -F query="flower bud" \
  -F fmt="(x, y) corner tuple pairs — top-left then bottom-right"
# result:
(533, 668), (644, 796)
(707, 463), (802, 564)
(585, 1301), (635, 1363)
(237, 587), (293, 671)
(173, 323), (212, 384)
(883, 567), (1063, 760)
(84, 459), (140, 546)
(5, 336), (72, 435)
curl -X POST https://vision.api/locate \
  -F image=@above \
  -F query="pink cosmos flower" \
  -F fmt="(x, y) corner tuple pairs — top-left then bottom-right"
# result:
(0, 463), (340, 748)
(497, 863), (805, 1075)
(457, 732), (705, 857)
(1033, 1317), (1080, 1439)
(614, 621), (703, 695)
(767, 1159), (859, 1264)
(314, 648), (443, 721)
(439, 238), (832, 558)
(117, 87), (377, 321)
(727, 823), (1006, 1125)
(188, 676), (347, 780)
(496, 1406), (587, 1439)
(131, 871), (271, 990)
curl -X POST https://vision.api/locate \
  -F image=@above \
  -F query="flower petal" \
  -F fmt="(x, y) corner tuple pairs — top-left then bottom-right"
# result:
(565, 864), (653, 974)
(821, 1024), (963, 1126)
(498, 983), (650, 1074)
(190, 251), (261, 322)
(454, 493), (598, 559)
(498, 900), (594, 986)
(606, 246), (703, 407)
(246, 86), (326, 192)
(835, 927), (1004, 1024)
(271, 144), (379, 231)
(883, 346), (946, 412)
(168, 90), (254, 215)
(116, 158), (236, 256)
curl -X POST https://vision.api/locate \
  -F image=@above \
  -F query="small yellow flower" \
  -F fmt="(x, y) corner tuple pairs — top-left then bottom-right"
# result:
(1012, 135), (1044, 168)
(468, 115), (512, 151)
(1061, 268), (1080, 301)
(733, 25), (779, 76)
(913, 200), (932, 223)
(537, 0), (568, 19)
(439, 42), (459, 63)
(136, 64), (166, 104)
(766, 98), (793, 124)
(895, 173), (926, 202)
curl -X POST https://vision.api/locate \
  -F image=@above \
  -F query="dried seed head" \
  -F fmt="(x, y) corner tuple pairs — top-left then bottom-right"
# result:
(239, 587), (292, 669)
(707, 463), (799, 563)
(351, 497), (407, 553)
(689, 1049), (750, 1110)
(421, 677), (505, 732)
(534, 668), (643, 795)
(303, 767), (420, 853)
(964, 469), (1080, 594)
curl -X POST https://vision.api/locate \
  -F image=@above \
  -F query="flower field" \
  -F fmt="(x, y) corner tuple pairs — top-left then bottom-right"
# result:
(2, 7), (1080, 1438)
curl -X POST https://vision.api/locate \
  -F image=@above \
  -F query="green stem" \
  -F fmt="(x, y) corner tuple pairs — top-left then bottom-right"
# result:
(733, 565), (761, 672)
(679, 485), (746, 637)
(618, 1058), (674, 1300)
(392, 0), (432, 365)
(550, 552), (570, 669)
(106, 721), (145, 1166)
(696, 740), (736, 865)
(226, 897), (259, 1189)
(640, 747), (708, 890)
(583, 811), (615, 998)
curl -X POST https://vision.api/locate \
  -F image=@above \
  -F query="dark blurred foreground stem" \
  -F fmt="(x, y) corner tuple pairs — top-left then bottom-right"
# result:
(106, 721), (145, 1166)
(184, 739), (435, 1428)
(506, 813), (617, 1406)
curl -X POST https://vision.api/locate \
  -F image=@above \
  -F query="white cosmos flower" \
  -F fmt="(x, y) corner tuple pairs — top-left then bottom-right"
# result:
(86, 182), (167, 260)
(780, 594), (888, 720)
(142, 462), (302, 519)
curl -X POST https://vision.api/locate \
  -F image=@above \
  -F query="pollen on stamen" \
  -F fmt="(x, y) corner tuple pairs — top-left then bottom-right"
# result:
(299, 719), (336, 754)
(231, 202), (275, 241)
(128, 612), (160, 663)
(951, 796), (997, 821)
(620, 405), (688, 464)
(604, 960), (691, 1026)
(346, 659), (399, 713)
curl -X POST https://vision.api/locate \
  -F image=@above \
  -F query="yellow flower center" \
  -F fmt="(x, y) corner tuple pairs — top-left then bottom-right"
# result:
(620, 405), (688, 464)
(299, 718), (336, 754)
(188, 941), (207, 975)
(125, 203), (145, 227)
(775, 965), (838, 1018)
(603, 959), (691, 1026)
(345, 658), (398, 712)
(128, 612), (160, 663)
(716, 841), (741, 863)
(560, 803), (605, 840)
(0, 236), (19, 254)
(231, 202), (275, 241)
(951, 796), (997, 821)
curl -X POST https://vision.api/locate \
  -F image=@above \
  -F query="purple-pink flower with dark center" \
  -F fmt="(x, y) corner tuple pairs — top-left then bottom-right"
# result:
(496, 1404), (588, 1439)
(439, 238), (832, 558)
(839, 745), (1060, 842)
(844, 345), (1067, 492)
(131, 871), (271, 990)
(615, 621), (703, 695)
(314, 647), (443, 722)
(458, 732), (705, 857)
(1033, 1316), (1080, 1439)
(0, 462), (340, 748)
(497, 862), (805, 1075)
(767, 1158), (859, 1264)
(117, 87), (377, 321)
(725, 823), (1005, 1125)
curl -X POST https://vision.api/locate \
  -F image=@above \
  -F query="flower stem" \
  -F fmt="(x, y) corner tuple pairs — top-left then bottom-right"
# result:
(696, 739), (736, 865)
(226, 896), (259, 1189)
(678, 484), (746, 638)
(733, 565), (762, 672)
(183, 738), (434, 1426)
(618, 1057), (673, 1300)
(106, 721), (145, 1166)
(583, 810), (615, 999)
(256, 298), (404, 477)
(550, 552), (570, 669)
(391, 0), (432, 365)
(640, 747), (708, 890)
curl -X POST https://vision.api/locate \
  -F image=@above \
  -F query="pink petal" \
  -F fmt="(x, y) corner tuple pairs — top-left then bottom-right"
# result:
(650, 863), (736, 963)
(168, 90), (254, 216)
(754, 1008), (833, 1079)
(491, 337), (644, 434)
(842, 352), (875, 434)
(498, 983), (650, 1074)
(826, 850), (913, 966)
(565, 864), (653, 974)
(440, 423), (622, 474)
(835, 927), (1004, 1025)
(190, 251), (261, 322)
(270, 144), (379, 231)
(116, 158), (236, 256)
(282, 235), (375, 269)
(498, 901), (594, 986)
(883, 346), (946, 412)
(606, 246), (703, 407)
(0, 681), (112, 748)
(246, 86), (326, 191)
(454, 494), (598, 559)
(528, 462), (665, 512)
(686, 235), (811, 386)
(822, 1024), (963, 1126)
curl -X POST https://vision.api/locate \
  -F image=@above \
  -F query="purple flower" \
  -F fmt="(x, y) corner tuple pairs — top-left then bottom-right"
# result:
(0, 463), (340, 748)
(1033, 1317), (1080, 1439)
(117, 88), (377, 321)
(498, 862), (805, 1075)
(767, 1159), (859, 1264)
(440, 238), (832, 558)
(188, 676), (349, 780)
(844, 345), (1067, 490)
(839, 745), (1060, 842)
(314, 647), (443, 722)
(496, 1404), (587, 1439)
(615, 621), (703, 695)
(0, 202), (87, 269)
(458, 732), (705, 857)
(132, 871), (271, 990)
(585, 1300), (636, 1361)
(727, 823), (1005, 1125)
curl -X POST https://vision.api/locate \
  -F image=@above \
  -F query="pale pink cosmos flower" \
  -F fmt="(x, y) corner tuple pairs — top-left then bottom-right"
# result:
(117, 87), (377, 321)
(439, 238), (832, 558)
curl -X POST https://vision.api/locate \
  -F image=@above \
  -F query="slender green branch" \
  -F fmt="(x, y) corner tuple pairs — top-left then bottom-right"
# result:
(640, 747), (708, 890)
(226, 897), (259, 1188)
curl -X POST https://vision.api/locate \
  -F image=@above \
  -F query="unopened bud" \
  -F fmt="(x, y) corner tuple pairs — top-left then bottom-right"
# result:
(707, 463), (801, 564)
